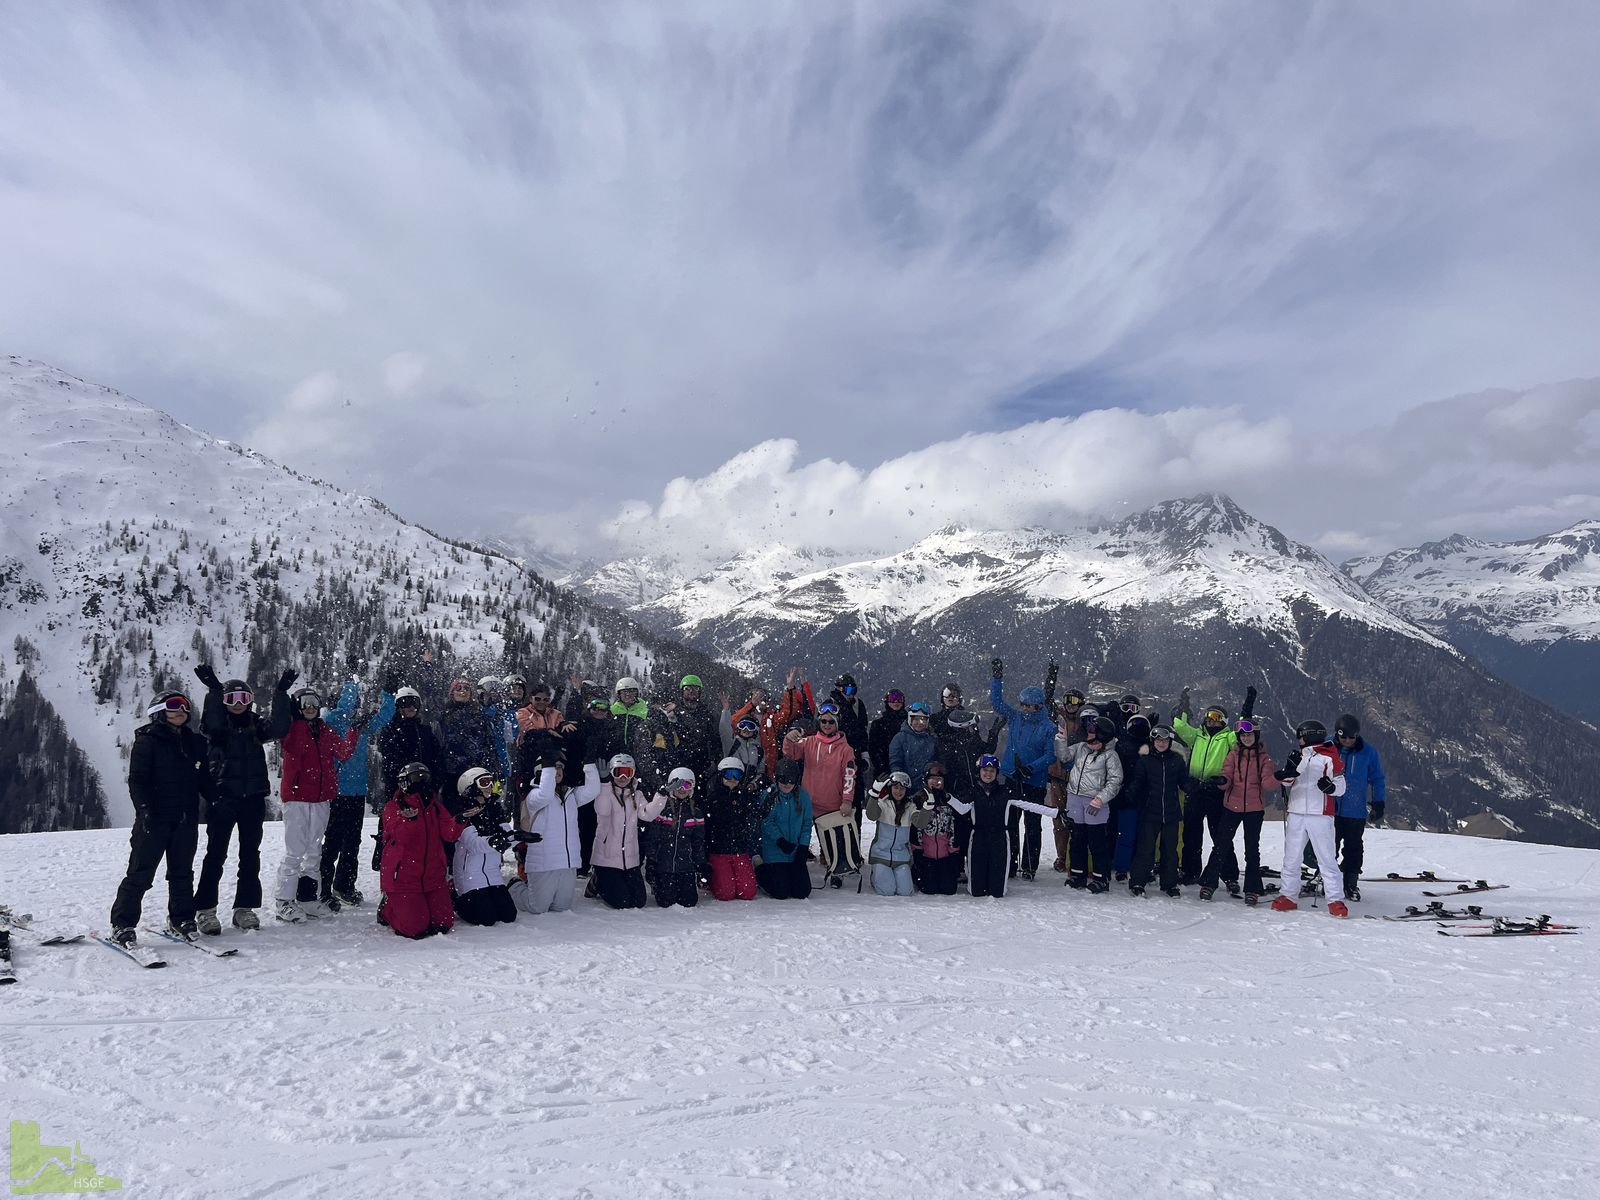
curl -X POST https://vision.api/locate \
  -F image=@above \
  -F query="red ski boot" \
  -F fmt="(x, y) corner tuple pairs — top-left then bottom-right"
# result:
(1270, 895), (1299, 912)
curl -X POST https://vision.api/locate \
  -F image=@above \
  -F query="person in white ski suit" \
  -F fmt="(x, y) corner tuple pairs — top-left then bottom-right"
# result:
(1272, 720), (1348, 916)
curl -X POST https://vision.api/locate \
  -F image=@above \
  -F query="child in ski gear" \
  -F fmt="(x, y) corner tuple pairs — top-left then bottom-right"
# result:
(1126, 726), (1187, 897)
(1056, 716), (1124, 892)
(110, 692), (217, 946)
(320, 677), (395, 908)
(913, 763), (963, 896)
(706, 758), (764, 901)
(988, 660), (1056, 879)
(730, 676), (811, 779)
(275, 688), (358, 921)
(1271, 720), (1349, 917)
(448, 768), (519, 926)
(756, 758), (813, 900)
(1200, 719), (1276, 902)
(193, 665), (293, 933)
(510, 746), (602, 915)
(867, 772), (925, 895)
(1332, 714), (1386, 900)
(889, 702), (940, 791)
(949, 754), (1057, 898)
(589, 754), (661, 910)
(718, 704), (766, 778)
(378, 762), (466, 938)
(644, 767), (706, 908)
(1049, 689), (1087, 873)
(1171, 686), (1257, 883)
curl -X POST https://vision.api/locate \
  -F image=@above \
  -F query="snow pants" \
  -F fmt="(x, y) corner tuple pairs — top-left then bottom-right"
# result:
(110, 813), (199, 930)
(1007, 786), (1045, 876)
(919, 855), (961, 895)
(1111, 808), (1140, 874)
(1052, 810), (1070, 868)
(1281, 814), (1345, 903)
(578, 801), (598, 874)
(1334, 815), (1366, 893)
(594, 865), (648, 910)
(968, 827), (1010, 898)
(1201, 809), (1265, 895)
(455, 884), (517, 926)
(871, 862), (914, 896)
(276, 801), (331, 903)
(708, 853), (758, 901)
(1130, 816), (1180, 893)
(511, 869), (576, 915)
(652, 870), (699, 908)
(1068, 821), (1111, 883)
(194, 793), (265, 911)
(1179, 787), (1210, 881)
(319, 794), (366, 899)
(382, 887), (454, 937)
(755, 860), (811, 900)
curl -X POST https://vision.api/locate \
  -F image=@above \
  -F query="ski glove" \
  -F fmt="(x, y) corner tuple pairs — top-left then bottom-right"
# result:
(776, 838), (796, 855)
(194, 663), (221, 689)
(1012, 762), (1032, 782)
(382, 671), (400, 694)
(1242, 686), (1257, 719)
(1316, 776), (1338, 795)
(1207, 775), (1228, 788)
(991, 658), (1004, 678)
(1368, 802), (1385, 825)
(277, 668), (299, 692)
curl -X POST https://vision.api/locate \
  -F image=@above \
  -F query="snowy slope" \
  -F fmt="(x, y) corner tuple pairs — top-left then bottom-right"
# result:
(0, 357), (717, 827)
(1, 824), (1595, 1199)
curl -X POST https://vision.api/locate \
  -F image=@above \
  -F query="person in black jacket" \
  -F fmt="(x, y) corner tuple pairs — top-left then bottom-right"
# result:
(192, 664), (295, 933)
(867, 690), (908, 775)
(1126, 726), (1187, 897)
(109, 691), (218, 947)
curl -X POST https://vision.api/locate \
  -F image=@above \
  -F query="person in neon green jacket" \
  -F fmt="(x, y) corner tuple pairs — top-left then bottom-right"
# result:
(1171, 685), (1256, 884)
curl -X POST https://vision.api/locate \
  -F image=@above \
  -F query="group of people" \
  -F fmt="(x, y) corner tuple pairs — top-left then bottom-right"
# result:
(107, 655), (1387, 949)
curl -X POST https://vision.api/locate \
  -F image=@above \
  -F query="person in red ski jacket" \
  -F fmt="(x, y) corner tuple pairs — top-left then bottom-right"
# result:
(731, 670), (814, 778)
(1199, 719), (1278, 902)
(379, 762), (468, 938)
(274, 688), (358, 923)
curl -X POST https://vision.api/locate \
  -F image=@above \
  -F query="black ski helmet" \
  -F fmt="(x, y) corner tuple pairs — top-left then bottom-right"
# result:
(1089, 716), (1117, 743)
(1295, 719), (1328, 747)
(1335, 714), (1361, 739)
(397, 762), (433, 793)
(776, 758), (804, 787)
(222, 678), (249, 694)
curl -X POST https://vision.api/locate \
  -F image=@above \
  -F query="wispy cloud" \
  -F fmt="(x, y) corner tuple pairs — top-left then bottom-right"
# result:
(2, 2), (1596, 554)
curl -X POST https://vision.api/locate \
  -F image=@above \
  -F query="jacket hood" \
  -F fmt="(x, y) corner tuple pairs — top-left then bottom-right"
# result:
(1019, 686), (1046, 706)
(611, 698), (649, 718)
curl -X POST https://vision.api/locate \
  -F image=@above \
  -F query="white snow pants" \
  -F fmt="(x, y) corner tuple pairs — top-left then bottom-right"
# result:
(277, 801), (331, 901)
(510, 869), (574, 915)
(1281, 812), (1345, 903)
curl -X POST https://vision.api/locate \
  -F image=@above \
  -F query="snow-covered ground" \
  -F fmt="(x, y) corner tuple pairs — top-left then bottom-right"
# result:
(2, 825), (1596, 1199)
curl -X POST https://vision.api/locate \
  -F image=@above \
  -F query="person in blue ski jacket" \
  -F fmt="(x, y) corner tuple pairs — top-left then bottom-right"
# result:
(320, 676), (395, 907)
(755, 758), (814, 900)
(989, 659), (1057, 880)
(1332, 713), (1386, 900)
(888, 702), (940, 791)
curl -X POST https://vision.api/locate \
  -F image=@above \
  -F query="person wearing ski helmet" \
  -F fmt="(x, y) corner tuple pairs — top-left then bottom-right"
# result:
(377, 687), (446, 798)
(912, 762), (962, 896)
(643, 767), (706, 908)
(988, 658), (1057, 880)
(319, 670), (398, 911)
(663, 673), (720, 784)
(1109, 709), (1153, 881)
(889, 701), (940, 791)
(1328, 714), (1386, 900)
(588, 754), (659, 910)
(447, 768), (520, 927)
(1125, 725), (1187, 897)
(866, 772), (925, 896)
(718, 696), (766, 779)
(929, 681), (967, 742)
(191, 663), (294, 935)
(730, 671), (811, 779)
(935, 706), (990, 862)
(1055, 715), (1124, 892)
(1047, 688), (1087, 872)
(867, 689), (909, 775)
(948, 753), (1057, 899)
(107, 690), (218, 949)
(275, 686), (359, 923)
(756, 757), (814, 900)
(705, 757), (763, 901)
(501, 675), (528, 744)
(439, 676), (511, 789)
(1200, 719), (1277, 903)
(509, 737), (603, 916)
(609, 676), (662, 786)
(1271, 720), (1349, 916)
(1171, 685), (1258, 884)
(828, 673), (872, 771)
(377, 762), (468, 938)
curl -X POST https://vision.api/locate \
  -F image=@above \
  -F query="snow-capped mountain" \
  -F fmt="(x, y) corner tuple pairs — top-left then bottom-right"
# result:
(1347, 523), (1600, 722)
(0, 357), (738, 830)
(625, 494), (1600, 846)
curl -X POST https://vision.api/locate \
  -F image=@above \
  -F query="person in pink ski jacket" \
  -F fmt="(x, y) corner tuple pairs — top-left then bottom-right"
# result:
(780, 708), (856, 816)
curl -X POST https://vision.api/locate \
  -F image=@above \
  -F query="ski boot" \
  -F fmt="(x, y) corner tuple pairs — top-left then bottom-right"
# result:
(1327, 901), (1349, 919)
(1066, 872), (1088, 890)
(1345, 880), (1361, 902)
(1052, 858), (1067, 873)
(1020, 867), (1037, 882)
(332, 887), (364, 907)
(301, 899), (337, 919)
(1225, 880), (1241, 898)
(1086, 875), (1109, 894)
(1161, 886), (1182, 898)
(1129, 884), (1147, 897)
(167, 917), (199, 938)
(275, 900), (306, 923)
(1244, 893), (1260, 907)
(195, 908), (222, 936)
(1114, 870), (1128, 883)
(111, 926), (138, 949)
(232, 908), (260, 931)
(1199, 886), (1215, 901)
(1270, 895), (1299, 912)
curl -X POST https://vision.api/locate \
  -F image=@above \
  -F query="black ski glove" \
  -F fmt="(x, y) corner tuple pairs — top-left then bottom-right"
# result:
(487, 828), (514, 853)
(511, 830), (544, 844)
(277, 668), (299, 693)
(1012, 762), (1032, 783)
(194, 664), (221, 690)
(1316, 776), (1337, 795)
(1242, 686), (1257, 719)
(796, 845), (813, 863)
(383, 671), (400, 694)
(776, 837), (796, 855)
(991, 658), (1004, 678)
(1368, 802), (1385, 826)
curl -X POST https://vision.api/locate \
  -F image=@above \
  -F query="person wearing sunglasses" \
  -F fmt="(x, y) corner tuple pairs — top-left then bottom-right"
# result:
(784, 703), (861, 885)
(889, 701), (940, 792)
(1170, 684), (1258, 885)
(867, 689), (909, 779)
(1199, 719), (1278, 902)
(1055, 716), (1124, 892)
(587, 754), (657, 910)
(107, 691), (219, 950)
(705, 758), (764, 901)
(988, 657), (1057, 880)
(948, 754), (1057, 898)
(756, 758), (814, 900)
(1328, 714), (1386, 902)
(190, 663), (296, 935)
(643, 767), (706, 908)
(275, 686), (360, 923)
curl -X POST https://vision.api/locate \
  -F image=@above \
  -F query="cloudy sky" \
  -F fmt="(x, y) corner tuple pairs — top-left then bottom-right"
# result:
(3, 1), (1598, 572)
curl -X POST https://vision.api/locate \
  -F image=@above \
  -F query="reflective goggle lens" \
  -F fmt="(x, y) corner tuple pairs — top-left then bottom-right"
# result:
(977, 755), (1000, 770)
(223, 690), (253, 706)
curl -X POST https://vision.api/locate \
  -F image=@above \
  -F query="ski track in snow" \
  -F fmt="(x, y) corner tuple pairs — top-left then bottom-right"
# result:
(2, 827), (1597, 1199)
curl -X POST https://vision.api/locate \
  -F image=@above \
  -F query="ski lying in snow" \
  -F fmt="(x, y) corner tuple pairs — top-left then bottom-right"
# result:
(0, 910), (83, 945)
(1422, 881), (1506, 896)
(1375, 904), (1489, 921)
(1363, 871), (1470, 883)
(147, 928), (239, 957)
(89, 932), (166, 968)
(1445, 917), (1579, 932)
(1437, 925), (1578, 937)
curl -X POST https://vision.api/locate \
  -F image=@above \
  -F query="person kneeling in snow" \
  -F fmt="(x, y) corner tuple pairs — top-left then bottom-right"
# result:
(589, 754), (659, 910)
(644, 768), (706, 908)
(866, 771), (926, 896)
(378, 762), (466, 939)
(448, 768), (521, 927)
(706, 757), (764, 901)
(510, 740), (603, 916)
(755, 759), (813, 900)
(1272, 720), (1349, 918)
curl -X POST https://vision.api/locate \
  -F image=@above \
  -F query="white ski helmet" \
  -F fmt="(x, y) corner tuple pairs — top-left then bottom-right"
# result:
(457, 767), (493, 797)
(717, 757), (746, 774)
(395, 686), (422, 705)
(666, 766), (696, 791)
(615, 676), (642, 695)
(888, 771), (912, 789)
(608, 753), (637, 778)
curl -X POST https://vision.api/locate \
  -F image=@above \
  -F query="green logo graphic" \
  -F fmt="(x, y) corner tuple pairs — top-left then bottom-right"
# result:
(8, 1122), (121, 1194)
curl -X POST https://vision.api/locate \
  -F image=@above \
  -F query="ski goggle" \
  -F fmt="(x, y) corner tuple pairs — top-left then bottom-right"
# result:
(475, 776), (497, 791)
(1120, 700), (1139, 713)
(223, 690), (253, 706)
(886, 691), (905, 705)
(816, 702), (840, 716)
(670, 779), (694, 794)
(977, 754), (1000, 771)
(587, 698), (609, 712)
(1235, 719), (1257, 734)
(1203, 708), (1226, 723)
(611, 765), (636, 781)
(720, 769), (745, 782)
(1062, 692), (1085, 706)
(736, 719), (759, 734)
(925, 770), (946, 782)
(908, 702), (931, 717)
(147, 695), (191, 715)
(841, 684), (856, 695)
(942, 687), (960, 700)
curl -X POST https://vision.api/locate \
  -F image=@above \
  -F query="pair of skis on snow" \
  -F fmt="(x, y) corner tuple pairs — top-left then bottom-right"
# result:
(1358, 871), (1509, 896)
(89, 926), (243, 969)
(1, 909), (86, 984)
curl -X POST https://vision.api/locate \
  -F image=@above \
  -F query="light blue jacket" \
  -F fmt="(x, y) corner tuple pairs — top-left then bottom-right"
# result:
(324, 682), (395, 797)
